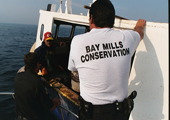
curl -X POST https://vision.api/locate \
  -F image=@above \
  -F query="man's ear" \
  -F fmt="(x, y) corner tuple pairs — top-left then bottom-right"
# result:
(89, 15), (93, 24)
(34, 62), (41, 73)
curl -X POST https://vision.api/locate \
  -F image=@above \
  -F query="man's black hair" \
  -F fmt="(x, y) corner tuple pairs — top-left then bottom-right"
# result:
(24, 52), (40, 72)
(90, 0), (115, 28)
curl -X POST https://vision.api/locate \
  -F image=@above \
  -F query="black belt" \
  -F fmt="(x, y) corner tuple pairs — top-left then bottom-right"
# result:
(16, 116), (28, 120)
(79, 91), (137, 120)
(93, 101), (124, 114)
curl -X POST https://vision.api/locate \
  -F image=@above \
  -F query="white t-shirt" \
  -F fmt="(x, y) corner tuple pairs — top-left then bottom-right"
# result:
(68, 28), (140, 105)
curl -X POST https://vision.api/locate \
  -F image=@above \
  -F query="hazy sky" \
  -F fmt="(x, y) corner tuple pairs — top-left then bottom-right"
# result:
(0, 0), (168, 25)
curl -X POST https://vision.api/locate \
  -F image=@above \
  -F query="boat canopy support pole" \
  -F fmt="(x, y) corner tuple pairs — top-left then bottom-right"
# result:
(59, 105), (79, 119)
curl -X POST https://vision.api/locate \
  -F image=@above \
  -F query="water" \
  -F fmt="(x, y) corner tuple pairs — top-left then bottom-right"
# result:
(0, 23), (37, 120)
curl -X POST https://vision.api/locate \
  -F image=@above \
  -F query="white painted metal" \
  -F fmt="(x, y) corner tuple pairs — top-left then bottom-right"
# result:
(93, 0), (97, 3)
(34, 3), (169, 120)
(65, 0), (72, 14)
(35, 10), (89, 49)
(57, 0), (62, 13)
(128, 22), (169, 120)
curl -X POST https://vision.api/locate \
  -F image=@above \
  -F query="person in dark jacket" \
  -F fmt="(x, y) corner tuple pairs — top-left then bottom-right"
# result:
(14, 52), (60, 120)
(34, 32), (71, 88)
(34, 32), (56, 75)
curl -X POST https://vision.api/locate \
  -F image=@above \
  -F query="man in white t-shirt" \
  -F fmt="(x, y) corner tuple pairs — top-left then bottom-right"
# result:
(68, 0), (146, 120)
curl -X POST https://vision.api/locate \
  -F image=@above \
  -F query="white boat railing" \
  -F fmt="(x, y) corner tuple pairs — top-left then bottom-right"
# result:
(0, 92), (15, 99)
(0, 92), (79, 120)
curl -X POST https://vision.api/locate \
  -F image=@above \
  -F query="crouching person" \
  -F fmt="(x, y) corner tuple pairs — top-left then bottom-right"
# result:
(14, 52), (60, 120)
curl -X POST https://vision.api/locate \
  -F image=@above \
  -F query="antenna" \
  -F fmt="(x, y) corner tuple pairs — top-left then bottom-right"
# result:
(57, 0), (62, 13)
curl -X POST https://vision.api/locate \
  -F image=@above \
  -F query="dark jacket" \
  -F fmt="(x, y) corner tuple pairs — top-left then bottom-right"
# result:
(34, 42), (55, 72)
(34, 41), (66, 73)
(14, 69), (54, 120)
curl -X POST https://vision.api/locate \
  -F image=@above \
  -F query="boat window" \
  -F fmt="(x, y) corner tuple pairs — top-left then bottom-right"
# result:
(52, 24), (57, 37)
(58, 25), (72, 38)
(74, 26), (86, 36)
(40, 24), (44, 41)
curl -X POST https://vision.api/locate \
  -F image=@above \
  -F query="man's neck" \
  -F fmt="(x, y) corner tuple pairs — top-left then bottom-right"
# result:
(90, 23), (109, 30)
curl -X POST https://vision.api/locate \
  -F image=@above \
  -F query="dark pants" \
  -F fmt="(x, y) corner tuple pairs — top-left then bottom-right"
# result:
(79, 99), (129, 120)
(15, 116), (28, 120)
(79, 108), (128, 120)
(92, 102), (128, 120)
(92, 112), (128, 120)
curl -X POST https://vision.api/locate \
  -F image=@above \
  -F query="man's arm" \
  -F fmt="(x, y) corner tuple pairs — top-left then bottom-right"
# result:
(134, 19), (146, 40)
